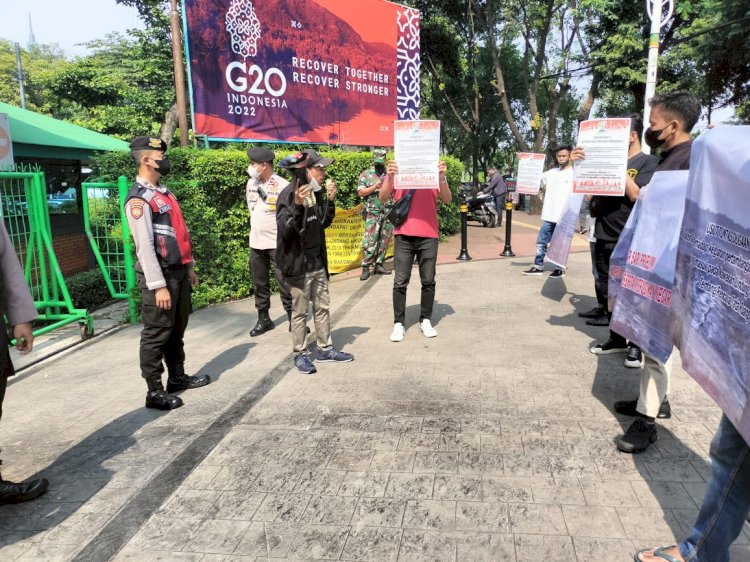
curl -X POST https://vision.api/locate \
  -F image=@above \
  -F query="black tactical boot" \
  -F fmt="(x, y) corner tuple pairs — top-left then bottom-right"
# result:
(250, 310), (275, 337)
(374, 263), (391, 275)
(166, 374), (211, 393)
(360, 266), (371, 281)
(0, 470), (49, 505)
(145, 389), (183, 410)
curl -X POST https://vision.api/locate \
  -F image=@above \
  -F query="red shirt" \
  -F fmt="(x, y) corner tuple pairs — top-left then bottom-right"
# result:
(394, 189), (439, 238)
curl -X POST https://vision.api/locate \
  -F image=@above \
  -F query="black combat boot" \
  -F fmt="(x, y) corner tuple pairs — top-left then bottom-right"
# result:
(145, 379), (183, 410)
(250, 309), (275, 337)
(0, 463), (49, 505)
(374, 263), (391, 275)
(360, 266), (371, 281)
(165, 366), (211, 393)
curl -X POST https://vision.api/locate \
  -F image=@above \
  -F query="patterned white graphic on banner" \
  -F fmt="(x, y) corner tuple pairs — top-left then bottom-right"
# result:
(396, 8), (420, 120)
(225, 0), (262, 59)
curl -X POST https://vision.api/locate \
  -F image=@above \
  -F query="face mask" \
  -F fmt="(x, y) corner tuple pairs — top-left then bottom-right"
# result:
(247, 165), (260, 180)
(644, 125), (670, 149)
(153, 157), (171, 177)
(307, 171), (322, 192)
(374, 164), (386, 175)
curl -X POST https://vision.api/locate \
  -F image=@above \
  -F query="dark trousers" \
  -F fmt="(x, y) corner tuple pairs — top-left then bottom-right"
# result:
(250, 247), (292, 314)
(393, 235), (438, 325)
(138, 268), (192, 389)
(494, 194), (505, 227)
(594, 238), (628, 344)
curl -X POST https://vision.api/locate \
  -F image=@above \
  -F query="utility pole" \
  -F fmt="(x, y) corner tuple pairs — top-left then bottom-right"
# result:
(14, 43), (26, 110)
(170, 0), (190, 147)
(642, 0), (675, 153)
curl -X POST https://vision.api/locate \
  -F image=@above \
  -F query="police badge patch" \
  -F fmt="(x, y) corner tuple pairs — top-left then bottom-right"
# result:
(129, 200), (144, 219)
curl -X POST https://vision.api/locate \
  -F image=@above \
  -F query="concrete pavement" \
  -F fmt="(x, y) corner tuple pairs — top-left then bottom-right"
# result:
(0, 220), (748, 561)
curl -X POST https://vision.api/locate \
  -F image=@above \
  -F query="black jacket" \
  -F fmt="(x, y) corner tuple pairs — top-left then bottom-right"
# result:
(275, 179), (336, 284)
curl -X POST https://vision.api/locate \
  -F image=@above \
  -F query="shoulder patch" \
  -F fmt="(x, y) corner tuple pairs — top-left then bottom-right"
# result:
(128, 199), (144, 219)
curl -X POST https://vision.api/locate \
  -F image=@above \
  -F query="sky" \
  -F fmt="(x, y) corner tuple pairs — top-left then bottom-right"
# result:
(1, 0), (143, 57)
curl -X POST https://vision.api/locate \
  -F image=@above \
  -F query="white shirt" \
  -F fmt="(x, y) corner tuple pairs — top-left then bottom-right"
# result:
(246, 173), (289, 250)
(540, 166), (573, 223)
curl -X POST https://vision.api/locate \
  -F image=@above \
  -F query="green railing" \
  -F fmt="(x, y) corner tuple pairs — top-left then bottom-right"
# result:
(0, 170), (93, 338)
(81, 176), (137, 324)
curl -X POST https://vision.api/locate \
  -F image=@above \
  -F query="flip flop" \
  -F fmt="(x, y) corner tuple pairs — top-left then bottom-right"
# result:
(633, 546), (682, 562)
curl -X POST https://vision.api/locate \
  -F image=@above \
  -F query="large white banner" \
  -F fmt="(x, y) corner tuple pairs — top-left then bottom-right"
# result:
(545, 193), (583, 269)
(671, 126), (750, 444)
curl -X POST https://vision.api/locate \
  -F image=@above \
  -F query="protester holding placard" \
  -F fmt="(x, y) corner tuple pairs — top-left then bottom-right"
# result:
(522, 145), (574, 278)
(613, 91), (700, 454)
(380, 160), (452, 342)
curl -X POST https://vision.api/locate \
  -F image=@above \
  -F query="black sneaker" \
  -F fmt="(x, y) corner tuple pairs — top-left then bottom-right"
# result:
(145, 389), (184, 410)
(578, 306), (605, 319)
(522, 267), (543, 276)
(316, 347), (354, 363)
(294, 353), (317, 374)
(624, 345), (644, 368)
(585, 315), (610, 326)
(614, 398), (671, 419)
(549, 269), (565, 279)
(616, 418), (657, 453)
(590, 337), (628, 355)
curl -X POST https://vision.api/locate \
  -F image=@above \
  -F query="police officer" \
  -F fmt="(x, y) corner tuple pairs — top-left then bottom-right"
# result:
(246, 147), (293, 336)
(125, 137), (210, 410)
(0, 221), (49, 505)
(357, 149), (393, 281)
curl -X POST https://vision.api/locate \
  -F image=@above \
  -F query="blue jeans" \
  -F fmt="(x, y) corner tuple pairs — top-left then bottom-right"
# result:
(679, 414), (750, 562)
(534, 220), (556, 268)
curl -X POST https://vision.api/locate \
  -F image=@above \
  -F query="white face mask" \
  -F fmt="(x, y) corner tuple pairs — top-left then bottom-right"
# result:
(307, 169), (323, 192)
(247, 165), (261, 180)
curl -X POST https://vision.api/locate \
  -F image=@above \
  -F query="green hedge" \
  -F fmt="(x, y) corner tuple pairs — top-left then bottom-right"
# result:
(90, 147), (463, 309)
(65, 269), (112, 311)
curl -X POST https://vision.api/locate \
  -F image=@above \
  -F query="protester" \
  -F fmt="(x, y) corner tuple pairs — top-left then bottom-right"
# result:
(379, 160), (452, 342)
(575, 114), (659, 377)
(634, 414), (749, 562)
(610, 92), (700, 453)
(357, 149), (393, 281)
(0, 222), (49, 504)
(522, 144), (574, 278)
(276, 149), (354, 374)
(482, 165), (506, 227)
(245, 147), (293, 336)
(125, 137), (211, 411)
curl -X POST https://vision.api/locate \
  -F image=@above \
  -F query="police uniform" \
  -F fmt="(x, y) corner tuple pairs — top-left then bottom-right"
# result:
(358, 150), (393, 279)
(125, 137), (210, 410)
(246, 147), (292, 336)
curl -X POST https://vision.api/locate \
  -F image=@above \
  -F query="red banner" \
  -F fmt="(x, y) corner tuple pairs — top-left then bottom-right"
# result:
(183, 0), (421, 146)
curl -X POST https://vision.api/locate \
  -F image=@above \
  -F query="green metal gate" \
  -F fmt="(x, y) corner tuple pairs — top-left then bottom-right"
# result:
(81, 176), (137, 324)
(0, 170), (93, 338)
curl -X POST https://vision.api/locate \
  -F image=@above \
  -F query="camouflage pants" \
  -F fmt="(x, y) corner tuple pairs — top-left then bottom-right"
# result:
(361, 212), (394, 267)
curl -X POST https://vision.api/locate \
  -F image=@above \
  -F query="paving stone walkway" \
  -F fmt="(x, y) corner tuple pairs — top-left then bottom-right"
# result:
(0, 247), (748, 561)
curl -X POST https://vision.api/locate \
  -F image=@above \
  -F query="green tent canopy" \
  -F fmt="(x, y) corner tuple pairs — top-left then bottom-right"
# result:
(0, 102), (129, 160)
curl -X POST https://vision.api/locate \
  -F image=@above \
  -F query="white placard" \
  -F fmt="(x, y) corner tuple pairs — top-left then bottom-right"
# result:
(393, 120), (440, 190)
(516, 152), (546, 194)
(573, 118), (631, 196)
(0, 114), (13, 170)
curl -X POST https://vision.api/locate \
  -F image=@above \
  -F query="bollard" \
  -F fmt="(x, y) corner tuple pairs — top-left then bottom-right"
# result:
(500, 197), (516, 257)
(457, 203), (472, 261)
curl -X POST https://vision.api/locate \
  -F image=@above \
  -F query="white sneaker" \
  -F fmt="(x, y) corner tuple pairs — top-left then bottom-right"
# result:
(390, 322), (405, 342)
(419, 319), (437, 338)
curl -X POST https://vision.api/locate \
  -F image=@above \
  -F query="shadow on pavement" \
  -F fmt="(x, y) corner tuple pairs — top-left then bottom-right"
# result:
(403, 301), (455, 328)
(192, 342), (256, 384)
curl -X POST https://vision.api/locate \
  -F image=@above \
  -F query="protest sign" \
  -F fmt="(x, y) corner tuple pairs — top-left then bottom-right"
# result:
(545, 193), (583, 269)
(393, 120), (440, 190)
(609, 171), (689, 363)
(515, 153), (545, 195)
(670, 126), (750, 443)
(184, 0), (420, 145)
(608, 197), (642, 312)
(573, 118), (630, 196)
(325, 205), (393, 273)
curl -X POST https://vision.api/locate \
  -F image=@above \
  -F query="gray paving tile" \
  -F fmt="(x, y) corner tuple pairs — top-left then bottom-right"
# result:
(385, 474), (434, 499)
(616, 507), (683, 541)
(580, 479), (641, 508)
(230, 522), (267, 558)
(351, 498), (406, 527)
(210, 490), (265, 520)
(573, 537), (637, 562)
(480, 434), (524, 455)
(455, 501), (509, 532)
(126, 516), (201, 551)
(508, 503), (567, 534)
(327, 449), (375, 471)
(252, 493), (311, 523)
(293, 470), (347, 496)
(502, 454), (552, 476)
(182, 518), (251, 554)
(413, 452), (459, 474)
(481, 476), (533, 503)
(338, 471), (389, 498)
(531, 477), (586, 505)
(562, 505), (627, 538)
(113, 549), (204, 561)
(397, 529), (456, 562)
(421, 417), (461, 433)
(158, 490), (219, 518)
(342, 526), (401, 561)
(453, 531), (515, 560)
(287, 524), (349, 559)
(403, 500), (456, 530)
(631, 481), (700, 509)
(432, 475), (482, 501)
(370, 451), (416, 472)
(398, 433), (441, 451)
(457, 452), (504, 475)
(514, 534), (576, 561)
(438, 434), (481, 453)
(301, 495), (358, 525)
(357, 432), (402, 450)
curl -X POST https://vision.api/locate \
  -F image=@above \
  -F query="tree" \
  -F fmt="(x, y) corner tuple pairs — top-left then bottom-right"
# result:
(0, 41), (68, 112)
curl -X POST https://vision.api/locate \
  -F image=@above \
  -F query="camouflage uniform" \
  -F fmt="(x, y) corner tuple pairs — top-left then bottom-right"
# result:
(359, 166), (393, 268)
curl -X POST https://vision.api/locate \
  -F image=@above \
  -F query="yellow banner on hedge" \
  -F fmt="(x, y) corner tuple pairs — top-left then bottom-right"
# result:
(326, 205), (393, 274)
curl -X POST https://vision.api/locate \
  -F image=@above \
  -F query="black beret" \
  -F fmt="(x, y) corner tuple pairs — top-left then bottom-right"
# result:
(129, 136), (167, 152)
(247, 146), (275, 163)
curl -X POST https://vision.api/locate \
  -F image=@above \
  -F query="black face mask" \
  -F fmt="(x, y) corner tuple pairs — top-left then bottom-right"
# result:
(153, 157), (171, 177)
(374, 164), (386, 175)
(644, 126), (669, 149)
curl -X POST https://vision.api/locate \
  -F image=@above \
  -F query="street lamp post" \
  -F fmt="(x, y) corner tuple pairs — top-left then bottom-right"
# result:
(642, 0), (675, 153)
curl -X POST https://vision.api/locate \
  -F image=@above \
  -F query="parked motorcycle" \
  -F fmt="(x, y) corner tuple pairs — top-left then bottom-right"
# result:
(460, 188), (498, 227)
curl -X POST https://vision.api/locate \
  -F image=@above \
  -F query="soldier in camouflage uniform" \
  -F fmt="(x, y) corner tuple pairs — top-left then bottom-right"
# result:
(358, 150), (393, 281)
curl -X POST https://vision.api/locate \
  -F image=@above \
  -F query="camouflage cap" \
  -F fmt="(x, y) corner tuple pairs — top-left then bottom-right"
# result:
(373, 149), (387, 164)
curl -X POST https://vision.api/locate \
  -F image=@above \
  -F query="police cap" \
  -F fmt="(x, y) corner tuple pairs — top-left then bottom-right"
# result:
(129, 136), (167, 152)
(373, 149), (387, 164)
(247, 146), (275, 163)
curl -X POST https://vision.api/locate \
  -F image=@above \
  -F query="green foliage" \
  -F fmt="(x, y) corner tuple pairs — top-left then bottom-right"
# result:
(91, 147), (464, 309)
(65, 269), (112, 311)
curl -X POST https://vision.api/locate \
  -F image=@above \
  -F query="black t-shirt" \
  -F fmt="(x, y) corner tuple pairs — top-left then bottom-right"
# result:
(592, 152), (659, 241)
(656, 140), (692, 171)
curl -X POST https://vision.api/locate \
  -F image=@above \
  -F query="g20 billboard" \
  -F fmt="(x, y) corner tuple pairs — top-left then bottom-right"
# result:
(183, 0), (421, 146)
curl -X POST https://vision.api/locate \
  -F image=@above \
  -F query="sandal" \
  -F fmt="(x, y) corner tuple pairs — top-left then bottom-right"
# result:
(633, 546), (682, 562)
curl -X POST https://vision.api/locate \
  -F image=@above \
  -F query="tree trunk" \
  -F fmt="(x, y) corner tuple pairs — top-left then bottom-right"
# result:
(578, 76), (599, 122)
(159, 102), (179, 147)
